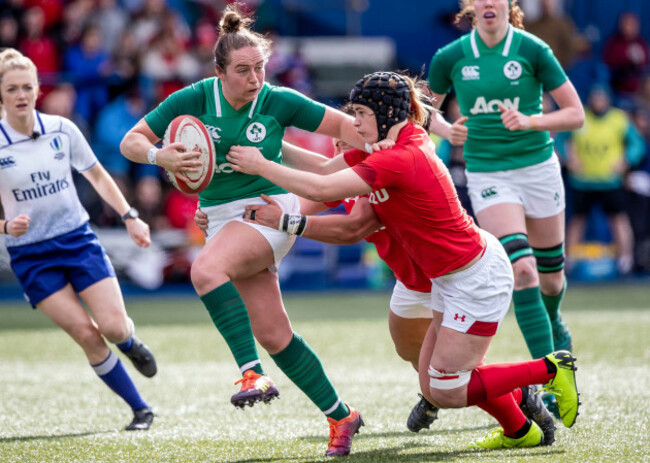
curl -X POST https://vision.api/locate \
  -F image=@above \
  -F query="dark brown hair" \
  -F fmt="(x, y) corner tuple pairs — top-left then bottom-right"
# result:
(213, 3), (272, 71)
(455, 0), (525, 29)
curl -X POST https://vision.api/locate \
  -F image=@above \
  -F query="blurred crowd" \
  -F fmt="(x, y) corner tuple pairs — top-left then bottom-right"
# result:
(1, 0), (650, 280)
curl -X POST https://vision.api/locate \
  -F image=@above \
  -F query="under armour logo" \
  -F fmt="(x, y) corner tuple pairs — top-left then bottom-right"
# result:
(454, 313), (466, 322)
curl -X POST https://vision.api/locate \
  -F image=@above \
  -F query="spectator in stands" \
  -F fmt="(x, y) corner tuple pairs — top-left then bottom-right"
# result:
(627, 107), (650, 272)
(524, 0), (589, 70)
(603, 11), (650, 100)
(141, 30), (201, 93)
(637, 75), (650, 111)
(0, 48), (156, 431)
(0, 12), (19, 50)
(63, 23), (110, 125)
(566, 84), (646, 274)
(61, 0), (95, 46)
(109, 29), (143, 98)
(92, 0), (129, 55)
(91, 84), (159, 225)
(19, 6), (60, 87)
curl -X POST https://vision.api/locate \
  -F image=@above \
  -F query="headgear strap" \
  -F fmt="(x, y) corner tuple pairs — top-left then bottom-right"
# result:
(349, 72), (410, 140)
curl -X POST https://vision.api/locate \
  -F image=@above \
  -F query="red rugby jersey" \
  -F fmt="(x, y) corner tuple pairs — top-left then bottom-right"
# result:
(350, 123), (484, 278)
(325, 192), (432, 293)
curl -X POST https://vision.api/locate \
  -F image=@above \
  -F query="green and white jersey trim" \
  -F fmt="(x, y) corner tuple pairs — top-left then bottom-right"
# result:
(469, 24), (515, 58)
(428, 25), (568, 173)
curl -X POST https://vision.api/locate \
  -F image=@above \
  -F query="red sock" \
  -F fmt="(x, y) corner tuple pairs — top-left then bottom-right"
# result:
(477, 393), (528, 438)
(512, 387), (523, 406)
(467, 359), (553, 406)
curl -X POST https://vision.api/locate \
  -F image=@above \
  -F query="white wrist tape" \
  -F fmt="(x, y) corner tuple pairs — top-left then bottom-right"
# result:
(147, 146), (159, 165)
(279, 213), (308, 236)
(364, 142), (374, 153)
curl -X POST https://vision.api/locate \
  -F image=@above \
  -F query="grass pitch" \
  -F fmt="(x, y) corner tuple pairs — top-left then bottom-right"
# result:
(0, 284), (648, 462)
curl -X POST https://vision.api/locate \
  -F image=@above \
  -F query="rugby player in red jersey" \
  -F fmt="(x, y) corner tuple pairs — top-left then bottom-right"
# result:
(226, 71), (581, 449)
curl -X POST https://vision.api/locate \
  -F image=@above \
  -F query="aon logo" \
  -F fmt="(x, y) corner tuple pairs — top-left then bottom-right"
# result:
(214, 162), (235, 174)
(470, 97), (520, 115)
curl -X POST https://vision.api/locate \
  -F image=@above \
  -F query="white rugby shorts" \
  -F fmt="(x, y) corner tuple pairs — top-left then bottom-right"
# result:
(466, 155), (565, 218)
(430, 231), (514, 335)
(390, 279), (434, 319)
(202, 193), (300, 271)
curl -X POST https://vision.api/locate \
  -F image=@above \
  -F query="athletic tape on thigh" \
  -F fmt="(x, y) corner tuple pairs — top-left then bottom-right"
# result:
(499, 233), (533, 264)
(428, 366), (472, 390)
(533, 243), (565, 273)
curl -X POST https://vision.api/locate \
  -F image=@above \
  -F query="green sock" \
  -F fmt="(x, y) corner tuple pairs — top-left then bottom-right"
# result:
(200, 282), (264, 375)
(270, 333), (349, 420)
(512, 287), (554, 359)
(541, 278), (567, 322)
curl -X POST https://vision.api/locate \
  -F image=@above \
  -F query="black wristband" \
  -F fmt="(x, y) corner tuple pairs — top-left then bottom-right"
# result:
(296, 215), (307, 236)
(3, 220), (8, 235)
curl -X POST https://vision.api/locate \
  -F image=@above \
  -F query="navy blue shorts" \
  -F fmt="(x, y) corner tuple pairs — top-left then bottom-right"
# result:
(8, 223), (116, 308)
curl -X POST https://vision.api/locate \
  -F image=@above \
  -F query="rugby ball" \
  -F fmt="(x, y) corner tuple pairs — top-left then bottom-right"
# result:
(162, 115), (215, 194)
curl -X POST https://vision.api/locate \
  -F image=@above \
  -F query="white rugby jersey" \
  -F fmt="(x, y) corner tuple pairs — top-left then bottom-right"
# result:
(0, 111), (97, 247)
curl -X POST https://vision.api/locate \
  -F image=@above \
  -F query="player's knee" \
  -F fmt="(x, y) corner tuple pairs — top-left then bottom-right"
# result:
(533, 243), (565, 277)
(99, 317), (131, 343)
(512, 258), (539, 287)
(190, 258), (222, 294)
(393, 339), (421, 366)
(255, 327), (290, 353)
(72, 323), (104, 350)
(427, 366), (471, 408)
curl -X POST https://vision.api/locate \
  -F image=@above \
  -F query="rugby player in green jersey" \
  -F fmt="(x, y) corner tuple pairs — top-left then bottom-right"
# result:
(427, 0), (585, 416)
(120, 4), (368, 457)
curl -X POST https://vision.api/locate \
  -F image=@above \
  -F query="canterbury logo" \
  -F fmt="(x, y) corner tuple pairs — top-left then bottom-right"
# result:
(462, 65), (480, 80)
(481, 186), (497, 198)
(0, 156), (16, 169)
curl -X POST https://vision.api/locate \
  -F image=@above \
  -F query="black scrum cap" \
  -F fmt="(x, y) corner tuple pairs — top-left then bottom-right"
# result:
(349, 72), (410, 140)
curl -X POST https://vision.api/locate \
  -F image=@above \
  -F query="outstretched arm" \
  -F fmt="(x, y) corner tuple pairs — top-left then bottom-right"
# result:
(281, 141), (349, 174)
(227, 146), (372, 202)
(243, 195), (380, 245)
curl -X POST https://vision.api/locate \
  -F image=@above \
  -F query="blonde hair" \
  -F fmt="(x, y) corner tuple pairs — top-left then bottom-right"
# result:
(403, 75), (434, 128)
(0, 48), (39, 117)
(213, 3), (272, 71)
(455, 0), (525, 29)
(0, 48), (39, 88)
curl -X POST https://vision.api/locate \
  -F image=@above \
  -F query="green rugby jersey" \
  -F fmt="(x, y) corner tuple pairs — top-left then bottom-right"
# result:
(145, 78), (326, 206)
(428, 25), (567, 172)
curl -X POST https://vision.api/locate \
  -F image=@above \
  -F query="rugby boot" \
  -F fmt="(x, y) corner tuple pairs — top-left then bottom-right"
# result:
(406, 394), (439, 432)
(468, 421), (543, 449)
(124, 335), (157, 378)
(543, 350), (580, 428)
(125, 407), (154, 431)
(326, 406), (364, 457)
(551, 315), (573, 352)
(519, 385), (556, 445)
(231, 370), (279, 408)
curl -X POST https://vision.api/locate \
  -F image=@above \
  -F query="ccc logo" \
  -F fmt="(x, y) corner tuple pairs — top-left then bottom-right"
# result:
(481, 186), (498, 199)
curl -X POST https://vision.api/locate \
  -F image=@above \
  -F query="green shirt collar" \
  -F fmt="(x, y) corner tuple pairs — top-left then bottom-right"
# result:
(213, 78), (260, 119)
(470, 24), (514, 58)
